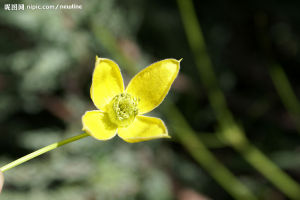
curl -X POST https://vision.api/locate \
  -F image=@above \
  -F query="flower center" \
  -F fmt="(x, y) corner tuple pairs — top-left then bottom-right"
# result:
(108, 93), (138, 127)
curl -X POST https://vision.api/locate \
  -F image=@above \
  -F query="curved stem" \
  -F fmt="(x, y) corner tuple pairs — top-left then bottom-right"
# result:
(1, 132), (89, 172)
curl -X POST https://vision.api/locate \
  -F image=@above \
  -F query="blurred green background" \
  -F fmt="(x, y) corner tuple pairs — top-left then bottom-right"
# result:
(1, 0), (300, 199)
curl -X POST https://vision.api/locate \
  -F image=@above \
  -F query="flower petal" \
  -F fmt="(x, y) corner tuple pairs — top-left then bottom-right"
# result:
(118, 115), (170, 143)
(126, 59), (180, 114)
(82, 110), (117, 140)
(91, 57), (124, 111)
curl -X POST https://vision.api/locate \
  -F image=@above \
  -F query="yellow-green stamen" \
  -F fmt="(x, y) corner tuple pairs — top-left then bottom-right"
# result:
(108, 93), (138, 127)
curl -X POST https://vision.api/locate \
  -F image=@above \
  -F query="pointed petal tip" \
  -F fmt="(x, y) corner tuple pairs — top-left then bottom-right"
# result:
(95, 55), (101, 66)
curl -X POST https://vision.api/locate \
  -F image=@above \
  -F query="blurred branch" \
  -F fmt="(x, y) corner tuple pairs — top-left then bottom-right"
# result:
(269, 64), (300, 130)
(197, 132), (227, 149)
(165, 103), (258, 200)
(177, 0), (300, 199)
(255, 13), (300, 134)
(91, 21), (258, 200)
(171, 132), (227, 149)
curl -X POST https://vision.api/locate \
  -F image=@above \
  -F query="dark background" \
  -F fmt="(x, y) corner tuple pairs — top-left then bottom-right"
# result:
(1, 0), (300, 199)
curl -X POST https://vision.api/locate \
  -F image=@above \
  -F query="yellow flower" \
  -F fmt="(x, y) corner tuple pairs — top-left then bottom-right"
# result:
(82, 56), (180, 143)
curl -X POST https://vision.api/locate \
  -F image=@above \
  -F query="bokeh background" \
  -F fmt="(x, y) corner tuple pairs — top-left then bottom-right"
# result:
(1, 0), (300, 199)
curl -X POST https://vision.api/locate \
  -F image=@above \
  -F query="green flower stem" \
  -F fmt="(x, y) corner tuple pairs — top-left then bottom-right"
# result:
(0, 133), (89, 172)
(177, 0), (300, 199)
